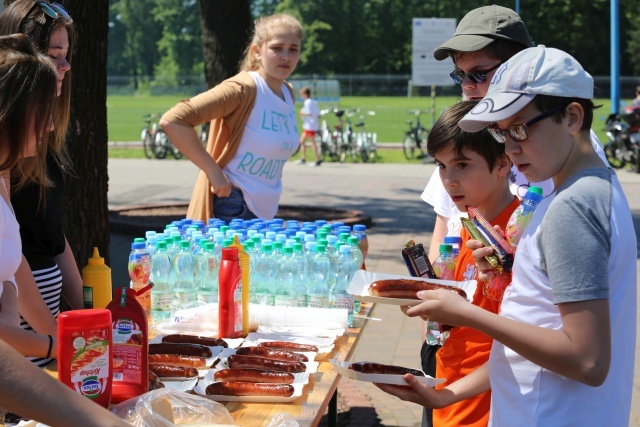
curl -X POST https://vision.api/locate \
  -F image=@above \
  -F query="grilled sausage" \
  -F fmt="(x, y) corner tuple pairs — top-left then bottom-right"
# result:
(149, 364), (199, 378)
(149, 343), (212, 358)
(206, 381), (294, 397)
(148, 354), (207, 368)
(369, 279), (467, 300)
(227, 355), (306, 373)
(213, 368), (295, 384)
(348, 361), (425, 377)
(235, 346), (309, 362)
(161, 334), (228, 348)
(257, 341), (318, 353)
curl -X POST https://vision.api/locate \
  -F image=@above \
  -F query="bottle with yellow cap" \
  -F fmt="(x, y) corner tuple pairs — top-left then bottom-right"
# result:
(82, 247), (113, 309)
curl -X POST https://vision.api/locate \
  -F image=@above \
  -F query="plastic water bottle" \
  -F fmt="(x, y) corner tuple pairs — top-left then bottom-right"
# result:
(444, 236), (462, 258)
(505, 186), (544, 247)
(252, 243), (275, 305)
(173, 240), (196, 310)
(128, 240), (151, 318)
(332, 244), (355, 326)
(291, 243), (309, 307)
(347, 236), (364, 270)
(307, 244), (331, 309)
(432, 244), (455, 280)
(353, 224), (369, 269)
(150, 241), (173, 323)
(196, 242), (219, 304)
(274, 246), (298, 307)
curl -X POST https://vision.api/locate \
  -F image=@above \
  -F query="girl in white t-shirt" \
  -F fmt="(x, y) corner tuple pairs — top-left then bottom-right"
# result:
(161, 14), (303, 223)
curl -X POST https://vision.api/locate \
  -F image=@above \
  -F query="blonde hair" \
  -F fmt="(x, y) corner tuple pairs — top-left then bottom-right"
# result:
(240, 14), (303, 72)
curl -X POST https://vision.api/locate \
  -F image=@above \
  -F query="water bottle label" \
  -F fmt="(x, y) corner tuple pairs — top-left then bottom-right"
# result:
(332, 294), (353, 311)
(297, 295), (308, 308)
(274, 296), (296, 308)
(307, 295), (328, 309)
(152, 292), (173, 311)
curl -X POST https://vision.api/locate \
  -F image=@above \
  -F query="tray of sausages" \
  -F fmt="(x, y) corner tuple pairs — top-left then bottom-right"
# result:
(331, 359), (445, 387)
(148, 333), (240, 382)
(347, 270), (477, 306)
(194, 345), (316, 402)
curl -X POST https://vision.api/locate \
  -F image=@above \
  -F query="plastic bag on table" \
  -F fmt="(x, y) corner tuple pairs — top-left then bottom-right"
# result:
(110, 388), (236, 426)
(266, 413), (299, 427)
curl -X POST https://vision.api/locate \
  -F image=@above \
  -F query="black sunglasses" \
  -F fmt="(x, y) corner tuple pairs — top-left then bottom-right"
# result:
(19, 2), (70, 39)
(450, 62), (502, 85)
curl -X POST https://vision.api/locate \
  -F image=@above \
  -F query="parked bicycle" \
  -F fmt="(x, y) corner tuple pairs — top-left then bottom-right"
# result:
(141, 113), (160, 159)
(339, 108), (358, 163)
(315, 108), (339, 162)
(354, 110), (377, 162)
(140, 113), (184, 160)
(403, 109), (431, 161)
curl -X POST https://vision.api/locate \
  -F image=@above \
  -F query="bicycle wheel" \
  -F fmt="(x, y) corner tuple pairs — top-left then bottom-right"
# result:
(416, 127), (430, 159)
(314, 133), (327, 163)
(153, 130), (169, 159)
(368, 133), (377, 162)
(141, 129), (154, 159)
(359, 133), (369, 163)
(171, 143), (184, 160)
(403, 133), (416, 160)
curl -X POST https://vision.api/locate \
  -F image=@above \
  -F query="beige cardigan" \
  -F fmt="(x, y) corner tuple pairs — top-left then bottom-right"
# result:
(161, 71), (294, 222)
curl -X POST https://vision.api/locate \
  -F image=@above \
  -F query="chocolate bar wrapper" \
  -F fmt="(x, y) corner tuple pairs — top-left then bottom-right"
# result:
(460, 218), (504, 275)
(401, 242), (437, 279)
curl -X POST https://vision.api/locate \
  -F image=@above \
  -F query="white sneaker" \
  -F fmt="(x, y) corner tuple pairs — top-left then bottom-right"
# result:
(295, 159), (306, 164)
(309, 161), (321, 167)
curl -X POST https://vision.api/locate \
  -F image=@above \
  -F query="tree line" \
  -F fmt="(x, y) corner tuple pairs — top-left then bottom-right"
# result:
(108, 0), (640, 88)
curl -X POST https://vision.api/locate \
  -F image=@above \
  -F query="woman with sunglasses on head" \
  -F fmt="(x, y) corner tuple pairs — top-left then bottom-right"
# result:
(0, 0), (81, 369)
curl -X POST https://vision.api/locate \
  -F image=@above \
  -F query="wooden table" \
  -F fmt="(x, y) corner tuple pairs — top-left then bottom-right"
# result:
(223, 303), (373, 427)
(42, 304), (373, 427)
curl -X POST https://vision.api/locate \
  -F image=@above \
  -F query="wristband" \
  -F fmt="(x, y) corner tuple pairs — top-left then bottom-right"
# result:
(46, 335), (53, 359)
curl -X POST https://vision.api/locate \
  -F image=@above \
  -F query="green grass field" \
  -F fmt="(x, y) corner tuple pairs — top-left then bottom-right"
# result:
(108, 94), (614, 162)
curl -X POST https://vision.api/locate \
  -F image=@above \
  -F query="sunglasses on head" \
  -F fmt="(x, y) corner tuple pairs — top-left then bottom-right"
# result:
(450, 62), (502, 85)
(19, 1), (70, 34)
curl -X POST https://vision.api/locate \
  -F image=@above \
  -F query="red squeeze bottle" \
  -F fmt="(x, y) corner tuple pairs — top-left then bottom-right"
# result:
(218, 247), (243, 339)
(57, 309), (113, 408)
(106, 286), (149, 403)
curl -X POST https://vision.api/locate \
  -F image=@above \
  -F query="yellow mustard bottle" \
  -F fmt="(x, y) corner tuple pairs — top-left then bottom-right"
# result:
(82, 247), (113, 309)
(230, 235), (250, 336)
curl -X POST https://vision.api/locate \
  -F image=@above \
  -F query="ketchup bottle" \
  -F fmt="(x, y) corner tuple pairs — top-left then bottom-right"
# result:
(218, 247), (243, 339)
(106, 287), (149, 403)
(57, 309), (113, 408)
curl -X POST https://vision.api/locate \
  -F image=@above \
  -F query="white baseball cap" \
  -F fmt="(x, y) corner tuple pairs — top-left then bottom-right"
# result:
(459, 45), (594, 132)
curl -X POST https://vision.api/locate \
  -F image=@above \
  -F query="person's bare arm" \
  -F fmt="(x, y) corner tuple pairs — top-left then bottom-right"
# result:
(406, 290), (611, 386)
(55, 237), (84, 310)
(375, 362), (490, 408)
(159, 119), (232, 198)
(14, 256), (57, 336)
(0, 280), (20, 326)
(0, 338), (130, 427)
(428, 214), (449, 261)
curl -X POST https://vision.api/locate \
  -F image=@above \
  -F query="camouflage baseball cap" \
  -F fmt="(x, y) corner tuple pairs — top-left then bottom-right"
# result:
(433, 5), (533, 61)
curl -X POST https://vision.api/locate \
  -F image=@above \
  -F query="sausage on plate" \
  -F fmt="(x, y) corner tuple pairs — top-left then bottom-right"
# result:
(206, 381), (294, 397)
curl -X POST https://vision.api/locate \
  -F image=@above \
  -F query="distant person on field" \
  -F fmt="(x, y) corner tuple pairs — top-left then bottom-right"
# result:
(296, 86), (321, 166)
(160, 14), (303, 224)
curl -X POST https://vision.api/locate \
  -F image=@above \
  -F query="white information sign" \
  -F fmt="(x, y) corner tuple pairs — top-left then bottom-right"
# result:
(412, 18), (457, 86)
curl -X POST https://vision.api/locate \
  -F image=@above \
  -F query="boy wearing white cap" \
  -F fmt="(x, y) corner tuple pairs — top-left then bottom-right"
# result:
(378, 46), (637, 426)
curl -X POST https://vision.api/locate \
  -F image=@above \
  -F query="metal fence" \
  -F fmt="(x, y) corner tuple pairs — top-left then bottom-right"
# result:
(107, 74), (640, 100)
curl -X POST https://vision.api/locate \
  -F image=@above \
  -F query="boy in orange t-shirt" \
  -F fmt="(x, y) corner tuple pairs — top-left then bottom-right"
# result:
(425, 100), (519, 427)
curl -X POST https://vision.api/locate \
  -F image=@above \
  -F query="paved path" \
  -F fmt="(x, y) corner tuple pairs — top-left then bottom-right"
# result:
(107, 159), (640, 426)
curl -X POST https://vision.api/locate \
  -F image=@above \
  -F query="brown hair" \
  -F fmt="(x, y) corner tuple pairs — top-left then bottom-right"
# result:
(240, 14), (302, 72)
(0, 34), (58, 190)
(0, 0), (75, 173)
(531, 95), (598, 134)
(427, 100), (506, 172)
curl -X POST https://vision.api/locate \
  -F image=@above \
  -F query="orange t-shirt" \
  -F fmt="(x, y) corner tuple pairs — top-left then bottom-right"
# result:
(433, 196), (520, 427)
